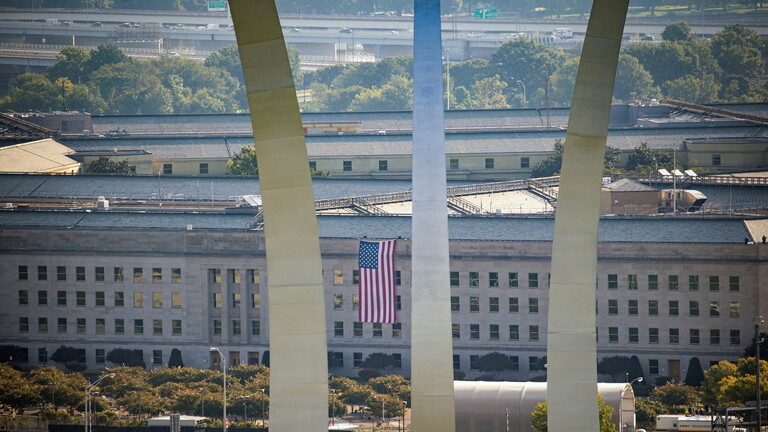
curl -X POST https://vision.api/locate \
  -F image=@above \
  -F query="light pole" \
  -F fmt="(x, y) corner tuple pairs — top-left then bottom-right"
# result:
(401, 401), (407, 432)
(84, 373), (114, 432)
(197, 388), (205, 417)
(517, 80), (526, 101)
(209, 347), (226, 432)
(259, 388), (266, 427)
(757, 316), (764, 432)
(445, 48), (451, 110)
(630, 377), (643, 386)
(239, 395), (251, 422)
(331, 389), (336, 425)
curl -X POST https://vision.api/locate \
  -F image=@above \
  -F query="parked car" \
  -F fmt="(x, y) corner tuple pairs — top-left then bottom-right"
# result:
(339, 27), (352, 33)
(91, 21), (103, 27)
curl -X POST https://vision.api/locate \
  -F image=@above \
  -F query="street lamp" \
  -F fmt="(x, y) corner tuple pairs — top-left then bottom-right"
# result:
(197, 388), (205, 417)
(239, 395), (252, 422)
(757, 316), (764, 432)
(630, 377), (644, 386)
(331, 389), (336, 425)
(259, 388), (266, 427)
(209, 347), (226, 432)
(84, 373), (114, 432)
(401, 401), (407, 432)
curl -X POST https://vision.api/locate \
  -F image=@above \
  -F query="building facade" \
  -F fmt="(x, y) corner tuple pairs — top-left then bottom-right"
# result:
(1, 213), (765, 381)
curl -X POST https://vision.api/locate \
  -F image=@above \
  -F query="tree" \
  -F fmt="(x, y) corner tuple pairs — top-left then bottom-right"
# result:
(475, 352), (514, 379)
(51, 345), (78, 367)
(0, 345), (27, 363)
(360, 353), (398, 370)
(204, 45), (244, 86)
(700, 360), (738, 405)
(106, 348), (146, 368)
(491, 39), (568, 104)
(531, 139), (565, 177)
(463, 75), (510, 109)
(47, 46), (90, 84)
(226, 146), (259, 175)
(614, 54), (657, 102)
(743, 331), (768, 358)
(634, 397), (664, 429)
(662, 22), (693, 42)
(348, 75), (413, 111)
(597, 355), (632, 382)
(710, 24), (763, 86)
(625, 142), (672, 173)
(650, 383), (699, 410)
(86, 157), (131, 174)
(530, 394), (616, 432)
(685, 357), (705, 387)
(84, 45), (130, 76)
(168, 348), (184, 368)
(628, 356), (645, 383)
(665, 74), (720, 104)
(367, 375), (410, 402)
(0, 73), (59, 112)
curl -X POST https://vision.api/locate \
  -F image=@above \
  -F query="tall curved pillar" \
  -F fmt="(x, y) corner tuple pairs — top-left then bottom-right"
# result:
(229, 1), (328, 431)
(410, 0), (456, 431)
(546, 2), (629, 432)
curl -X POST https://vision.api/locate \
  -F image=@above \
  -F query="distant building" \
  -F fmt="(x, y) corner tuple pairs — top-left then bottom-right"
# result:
(0, 139), (80, 173)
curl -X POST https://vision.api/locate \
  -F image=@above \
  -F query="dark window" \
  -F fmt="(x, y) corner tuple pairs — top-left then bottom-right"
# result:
(342, 161), (352, 171)
(163, 163), (173, 174)
(378, 160), (388, 171)
(607, 274), (617, 289)
(450, 271), (460, 287)
(508, 272), (519, 288)
(449, 159), (459, 169)
(521, 157), (530, 168)
(19, 265), (28, 280)
(308, 161), (316, 171)
(485, 158), (494, 169)
(95, 267), (105, 282)
(38, 266), (47, 281)
(57, 266), (67, 281)
(76, 266), (86, 281)
(199, 163), (209, 174)
(712, 154), (721, 166)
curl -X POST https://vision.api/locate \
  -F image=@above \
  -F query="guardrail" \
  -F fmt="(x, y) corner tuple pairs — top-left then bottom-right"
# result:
(637, 174), (768, 187)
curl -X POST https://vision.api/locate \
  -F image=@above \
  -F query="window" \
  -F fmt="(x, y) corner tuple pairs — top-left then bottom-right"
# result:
(729, 276), (740, 292)
(378, 160), (388, 171)
(629, 327), (639, 343)
(372, 323), (382, 338)
(730, 302), (740, 318)
(608, 327), (618, 343)
(509, 297), (519, 313)
(710, 329), (720, 345)
(333, 269), (343, 285)
(529, 325), (539, 341)
(469, 296), (480, 312)
(712, 154), (721, 166)
(489, 272), (499, 287)
(213, 320), (222, 335)
(38, 290), (48, 306)
(608, 299), (618, 315)
(669, 328), (680, 344)
(76, 349), (86, 363)
(529, 298), (539, 313)
(710, 301), (720, 317)
(490, 324), (500, 340)
(172, 293), (182, 308)
(649, 328), (659, 343)
(509, 272), (519, 288)
(353, 295), (359, 311)
(450, 271), (460, 287)
(528, 273), (538, 288)
(133, 268), (143, 283)
(333, 294), (343, 310)
(133, 319), (144, 334)
(669, 275), (679, 290)
(649, 359), (659, 375)
(134, 292), (144, 308)
(232, 320), (241, 335)
(690, 329), (700, 344)
(648, 275), (658, 290)
(18, 290), (28, 306)
(470, 324), (480, 339)
(18, 265), (28, 280)
(115, 291), (124, 307)
(669, 300), (679, 316)
(509, 325), (519, 341)
(171, 268), (182, 283)
(353, 352), (363, 367)
(730, 329), (740, 345)
(38, 317), (48, 333)
(510, 356), (520, 371)
(57, 291), (66, 306)
(470, 355), (479, 370)
(115, 319), (124, 335)
(153, 350), (163, 365)
(628, 299), (638, 315)
(19, 317), (29, 333)
(452, 323), (460, 339)
(151, 292), (162, 308)
(709, 276), (720, 291)
(485, 158), (494, 169)
(57, 318), (67, 333)
(392, 322), (402, 338)
(529, 356), (542, 372)
(232, 293), (241, 308)
(489, 297), (499, 312)
(76, 266), (85, 281)
(57, 266), (67, 281)
(230, 269), (241, 284)
(342, 161), (352, 171)
(213, 293), (222, 308)
(153, 319), (163, 335)
(96, 318), (105, 334)
(199, 163), (209, 174)
(211, 268), (221, 283)
(396, 271), (404, 286)
(449, 159), (459, 169)
(248, 269), (260, 284)
(689, 275), (699, 291)
(251, 320), (260, 336)
(628, 274), (638, 290)
(469, 272), (479, 287)
(453, 355), (461, 370)
(690, 301), (699, 316)
(607, 274), (618, 289)
(95, 349), (105, 364)
(163, 163), (173, 174)
(521, 157), (530, 168)
(251, 293), (260, 309)
(152, 268), (162, 283)
(73, 319), (84, 334)
(76, 291), (86, 306)
(451, 296), (460, 312)
(114, 267), (124, 282)
(93, 266), (105, 282)
(648, 300), (658, 316)
(38, 266), (48, 281)
(172, 319), (182, 335)
(334, 321), (344, 337)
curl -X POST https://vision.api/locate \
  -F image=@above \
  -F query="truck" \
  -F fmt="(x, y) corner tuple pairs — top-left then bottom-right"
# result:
(656, 415), (744, 432)
(553, 27), (573, 38)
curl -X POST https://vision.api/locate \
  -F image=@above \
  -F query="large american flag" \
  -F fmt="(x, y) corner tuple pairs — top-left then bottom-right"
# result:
(358, 240), (397, 323)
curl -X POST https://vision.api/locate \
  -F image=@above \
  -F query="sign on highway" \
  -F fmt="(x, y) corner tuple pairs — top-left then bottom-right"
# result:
(473, 8), (498, 18)
(208, 0), (227, 12)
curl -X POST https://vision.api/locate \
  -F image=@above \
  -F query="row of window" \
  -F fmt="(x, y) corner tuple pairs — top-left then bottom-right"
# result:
(329, 352), (404, 369)
(605, 299), (741, 318)
(162, 163), (209, 175)
(19, 266), (183, 284)
(33, 347), (171, 366)
(19, 317), (184, 336)
(207, 269), (261, 285)
(332, 294), (402, 311)
(326, 270), (402, 286)
(211, 319), (261, 337)
(19, 290), (182, 308)
(329, 157), (531, 173)
(212, 292), (261, 309)
(332, 321), (403, 338)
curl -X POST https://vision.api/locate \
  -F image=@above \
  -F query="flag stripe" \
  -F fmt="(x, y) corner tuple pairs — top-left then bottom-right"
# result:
(358, 239), (396, 323)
